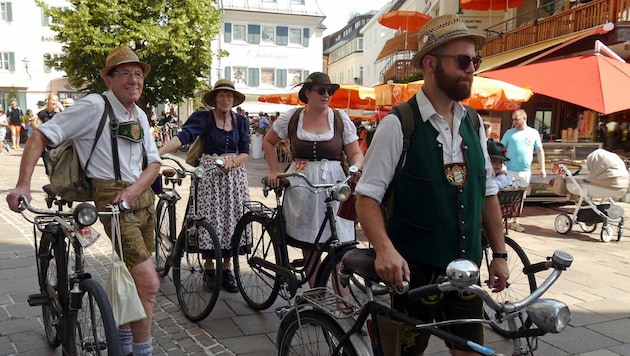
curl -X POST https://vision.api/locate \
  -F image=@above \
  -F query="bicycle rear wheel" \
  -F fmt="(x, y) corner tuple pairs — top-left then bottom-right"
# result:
(480, 235), (537, 335)
(277, 309), (358, 356)
(38, 232), (63, 348)
(155, 198), (176, 277)
(71, 278), (120, 355)
(173, 219), (222, 321)
(232, 214), (281, 310)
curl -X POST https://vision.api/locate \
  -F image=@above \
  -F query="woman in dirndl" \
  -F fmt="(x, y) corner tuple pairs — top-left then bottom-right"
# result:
(158, 79), (250, 293)
(262, 72), (364, 288)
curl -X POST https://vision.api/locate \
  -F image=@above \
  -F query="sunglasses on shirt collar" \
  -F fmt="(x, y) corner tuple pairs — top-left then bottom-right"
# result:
(430, 54), (483, 71)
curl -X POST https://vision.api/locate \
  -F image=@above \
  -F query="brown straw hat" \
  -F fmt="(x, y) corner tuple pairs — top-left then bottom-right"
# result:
(203, 79), (246, 107)
(100, 46), (151, 80)
(411, 14), (486, 69)
(296, 72), (340, 104)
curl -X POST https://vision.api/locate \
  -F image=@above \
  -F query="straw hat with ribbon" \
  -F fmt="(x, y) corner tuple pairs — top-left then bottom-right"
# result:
(411, 14), (486, 69)
(296, 72), (340, 104)
(100, 46), (151, 80)
(203, 79), (246, 107)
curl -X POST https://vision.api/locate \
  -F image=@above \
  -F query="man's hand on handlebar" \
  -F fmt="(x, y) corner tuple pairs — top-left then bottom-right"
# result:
(374, 246), (410, 292)
(6, 187), (31, 212)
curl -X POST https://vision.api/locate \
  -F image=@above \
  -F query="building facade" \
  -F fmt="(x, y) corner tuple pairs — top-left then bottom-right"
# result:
(212, 0), (326, 114)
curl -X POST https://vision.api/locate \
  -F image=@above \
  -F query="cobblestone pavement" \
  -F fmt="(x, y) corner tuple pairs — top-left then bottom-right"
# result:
(2, 147), (630, 355)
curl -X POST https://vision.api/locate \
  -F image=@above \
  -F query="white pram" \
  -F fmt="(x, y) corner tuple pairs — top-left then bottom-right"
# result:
(554, 149), (629, 242)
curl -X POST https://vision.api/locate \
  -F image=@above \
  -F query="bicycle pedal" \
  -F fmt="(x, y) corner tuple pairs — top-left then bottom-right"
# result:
(290, 258), (306, 268)
(275, 305), (291, 319)
(28, 293), (50, 306)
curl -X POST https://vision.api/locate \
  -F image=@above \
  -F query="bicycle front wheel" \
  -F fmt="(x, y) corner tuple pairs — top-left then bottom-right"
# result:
(277, 309), (358, 356)
(480, 235), (537, 335)
(173, 219), (222, 321)
(70, 278), (120, 355)
(155, 198), (176, 277)
(232, 214), (281, 310)
(38, 232), (63, 348)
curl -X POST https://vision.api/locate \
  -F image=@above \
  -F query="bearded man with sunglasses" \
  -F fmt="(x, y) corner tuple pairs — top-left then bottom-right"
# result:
(356, 14), (509, 355)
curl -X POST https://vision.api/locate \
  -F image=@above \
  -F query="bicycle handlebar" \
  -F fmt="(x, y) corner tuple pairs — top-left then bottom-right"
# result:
(160, 155), (224, 175)
(407, 250), (573, 315)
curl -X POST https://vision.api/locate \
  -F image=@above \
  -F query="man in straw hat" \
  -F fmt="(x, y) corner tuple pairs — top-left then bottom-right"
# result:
(159, 79), (251, 294)
(356, 14), (508, 355)
(7, 45), (161, 356)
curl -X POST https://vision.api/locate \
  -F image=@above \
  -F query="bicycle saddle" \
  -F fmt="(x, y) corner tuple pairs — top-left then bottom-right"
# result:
(341, 248), (380, 283)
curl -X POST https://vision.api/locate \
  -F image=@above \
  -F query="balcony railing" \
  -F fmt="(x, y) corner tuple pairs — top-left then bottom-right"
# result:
(379, 0), (630, 83)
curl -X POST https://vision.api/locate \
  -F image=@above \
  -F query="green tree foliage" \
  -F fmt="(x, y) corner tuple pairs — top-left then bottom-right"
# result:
(37, 0), (223, 111)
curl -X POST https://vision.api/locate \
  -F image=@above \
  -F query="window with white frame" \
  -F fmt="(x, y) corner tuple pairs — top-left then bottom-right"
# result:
(290, 0), (304, 4)
(288, 69), (302, 86)
(233, 67), (247, 85)
(289, 28), (302, 45)
(262, 26), (275, 43)
(0, 52), (12, 70)
(233, 24), (246, 41)
(261, 68), (274, 85)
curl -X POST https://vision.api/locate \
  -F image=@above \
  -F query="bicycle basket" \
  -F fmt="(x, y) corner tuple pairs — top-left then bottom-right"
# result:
(498, 188), (526, 219)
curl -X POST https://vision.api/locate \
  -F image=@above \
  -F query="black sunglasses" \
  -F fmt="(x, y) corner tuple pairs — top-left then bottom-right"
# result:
(430, 54), (482, 71)
(312, 87), (335, 96)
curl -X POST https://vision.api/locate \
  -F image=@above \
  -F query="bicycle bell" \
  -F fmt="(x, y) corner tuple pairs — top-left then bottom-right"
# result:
(445, 259), (479, 288)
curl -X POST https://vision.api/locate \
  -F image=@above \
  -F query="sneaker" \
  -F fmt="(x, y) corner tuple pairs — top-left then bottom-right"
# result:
(203, 270), (216, 292)
(2, 145), (8, 153)
(222, 269), (239, 293)
(510, 222), (525, 233)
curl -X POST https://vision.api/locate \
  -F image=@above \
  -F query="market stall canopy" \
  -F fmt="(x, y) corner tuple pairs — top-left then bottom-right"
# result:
(258, 84), (376, 110)
(479, 42), (630, 115)
(374, 76), (532, 111)
(460, 0), (525, 10)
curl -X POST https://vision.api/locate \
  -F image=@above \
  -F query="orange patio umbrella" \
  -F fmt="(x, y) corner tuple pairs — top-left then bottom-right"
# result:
(378, 10), (431, 51)
(258, 85), (376, 110)
(374, 76), (532, 111)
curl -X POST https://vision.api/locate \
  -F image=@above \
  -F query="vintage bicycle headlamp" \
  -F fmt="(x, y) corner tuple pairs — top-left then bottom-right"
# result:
(193, 166), (206, 179)
(73, 202), (99, 227)
(331, 182), (352, 202)
(445, 259), (479, 288)
(526, 299), (571, 333)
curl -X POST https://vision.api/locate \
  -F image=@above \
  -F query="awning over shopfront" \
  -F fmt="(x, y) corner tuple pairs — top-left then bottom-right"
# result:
(376, 30), (420, 62)
(477, 26), (611, 73)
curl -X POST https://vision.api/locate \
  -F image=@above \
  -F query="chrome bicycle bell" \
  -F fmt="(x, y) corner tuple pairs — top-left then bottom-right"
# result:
(445, 259), (479, 288)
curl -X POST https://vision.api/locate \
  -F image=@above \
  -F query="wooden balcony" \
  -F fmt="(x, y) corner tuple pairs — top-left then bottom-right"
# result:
(380, 0), (630, 83)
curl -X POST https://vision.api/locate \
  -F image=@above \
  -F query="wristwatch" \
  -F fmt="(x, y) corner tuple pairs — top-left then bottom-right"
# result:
(492, 252), (508, 260)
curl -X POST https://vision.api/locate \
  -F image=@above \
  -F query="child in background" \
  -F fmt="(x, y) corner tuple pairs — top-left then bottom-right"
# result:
(488, 141), (511, 189)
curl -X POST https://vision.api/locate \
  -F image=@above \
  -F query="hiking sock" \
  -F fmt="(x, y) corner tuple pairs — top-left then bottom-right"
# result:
(132, 339), (153, 356)
(117, 328), (133, 355)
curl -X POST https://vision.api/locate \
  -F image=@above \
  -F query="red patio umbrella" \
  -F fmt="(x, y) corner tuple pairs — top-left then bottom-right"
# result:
(258, 85), (376, 110)
(378, 10), (431, 51)
(480, 52), (630, 115)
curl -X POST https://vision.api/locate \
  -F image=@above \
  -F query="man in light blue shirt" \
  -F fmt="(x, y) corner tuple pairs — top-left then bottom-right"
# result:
(501, 109), (546, 232)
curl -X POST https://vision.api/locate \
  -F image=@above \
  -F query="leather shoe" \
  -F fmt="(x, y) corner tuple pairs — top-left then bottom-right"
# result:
(222, 269), (239, 293)
(203, 270), (216, 292)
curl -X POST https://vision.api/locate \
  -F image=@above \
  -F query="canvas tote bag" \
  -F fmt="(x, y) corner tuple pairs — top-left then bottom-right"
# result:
(106, 205), (147, 327)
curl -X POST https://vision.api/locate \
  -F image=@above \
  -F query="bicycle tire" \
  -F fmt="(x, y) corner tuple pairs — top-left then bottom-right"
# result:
(71, 278), (120, 355)
(38, 232), (63, 348)
(480, 235), (537, 335)
(232, 213), (281, 310)
(155, 198), (176, 277)
(277, 309), (358, 356)
(173, 219), (222, 321)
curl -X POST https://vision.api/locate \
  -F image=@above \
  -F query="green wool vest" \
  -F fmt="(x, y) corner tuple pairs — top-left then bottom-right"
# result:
(387, 105), (486, 269)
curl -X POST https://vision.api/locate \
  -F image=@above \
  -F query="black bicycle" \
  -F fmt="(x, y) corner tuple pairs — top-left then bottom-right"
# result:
(231, 167), (364, 311)
(277, 248), (573, 355)
(20, 187), (120, 355)
(154, 155), (224, 321)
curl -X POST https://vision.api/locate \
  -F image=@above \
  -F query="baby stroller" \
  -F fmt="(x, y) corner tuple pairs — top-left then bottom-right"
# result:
(553, 149), (629, 242)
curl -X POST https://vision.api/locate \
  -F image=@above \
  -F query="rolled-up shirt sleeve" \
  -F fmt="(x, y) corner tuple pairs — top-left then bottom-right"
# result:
(355, 114), (403, 204)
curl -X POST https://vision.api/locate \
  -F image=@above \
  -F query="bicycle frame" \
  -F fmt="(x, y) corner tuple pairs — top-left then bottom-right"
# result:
(249, 171), (357, 298)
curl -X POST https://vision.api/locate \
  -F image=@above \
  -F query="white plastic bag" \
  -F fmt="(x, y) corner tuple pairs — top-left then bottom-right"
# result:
(105, 205), (146, 327)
